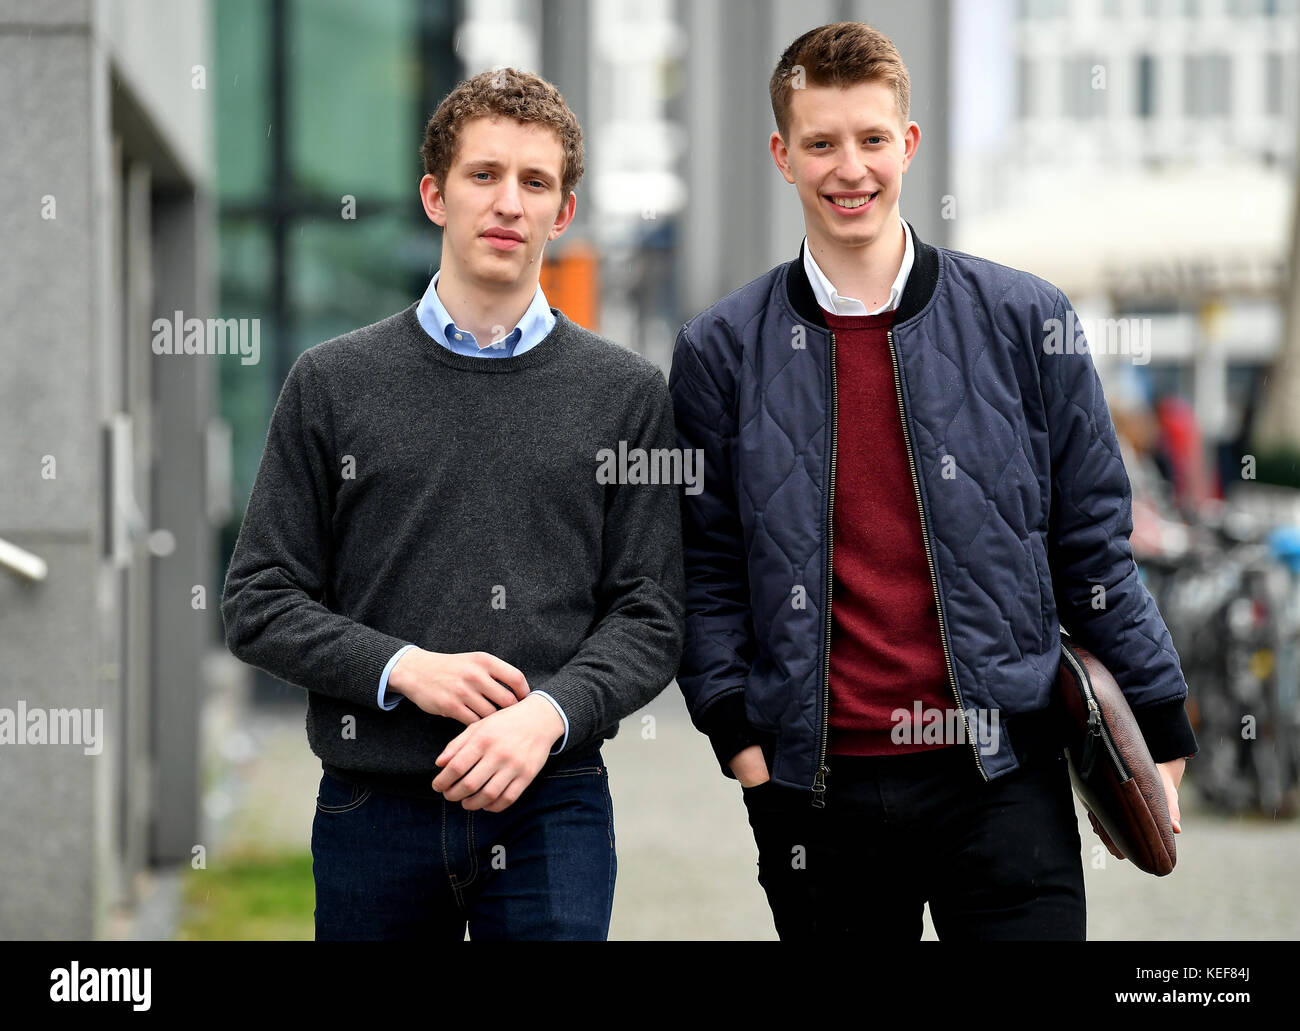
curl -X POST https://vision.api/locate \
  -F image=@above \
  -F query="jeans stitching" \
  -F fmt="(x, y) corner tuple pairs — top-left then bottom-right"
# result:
(601, 769), (614, 849)
(462, 811), (479, 890)
(441, 800), (465, 909)
(315, 786), (372, 814)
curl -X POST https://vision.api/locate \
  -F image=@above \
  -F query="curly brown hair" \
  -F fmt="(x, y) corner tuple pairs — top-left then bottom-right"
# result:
(769, 22), (910, 141)
(420, 68), (585, 202)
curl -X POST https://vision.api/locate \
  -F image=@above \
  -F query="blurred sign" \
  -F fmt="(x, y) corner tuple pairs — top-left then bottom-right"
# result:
(541, 242), (600, 333)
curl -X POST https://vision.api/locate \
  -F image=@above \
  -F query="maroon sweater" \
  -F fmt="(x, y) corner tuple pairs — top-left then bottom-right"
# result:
(822, 307), (955, 755)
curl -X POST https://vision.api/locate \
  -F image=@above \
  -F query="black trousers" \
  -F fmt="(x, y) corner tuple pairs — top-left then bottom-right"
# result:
(741, 728), (1087, 941)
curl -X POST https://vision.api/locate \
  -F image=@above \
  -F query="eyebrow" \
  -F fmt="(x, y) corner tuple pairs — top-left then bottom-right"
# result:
(797, 125), (895, 143)
(463, 158), (558, 181)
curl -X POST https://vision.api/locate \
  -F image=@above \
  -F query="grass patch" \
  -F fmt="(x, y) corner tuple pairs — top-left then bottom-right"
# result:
(177, 848), (315, 940)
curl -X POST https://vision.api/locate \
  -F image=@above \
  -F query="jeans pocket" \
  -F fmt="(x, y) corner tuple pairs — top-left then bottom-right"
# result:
(315, 772), (373, 814)
(741, 778), (786, 816)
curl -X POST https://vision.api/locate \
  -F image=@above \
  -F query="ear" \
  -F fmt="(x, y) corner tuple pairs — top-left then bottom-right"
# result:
(419, 174), (448, 227)
(769, 130), (796, 185)
(547, 190), (577, 241)
(900, 121), (922, 174)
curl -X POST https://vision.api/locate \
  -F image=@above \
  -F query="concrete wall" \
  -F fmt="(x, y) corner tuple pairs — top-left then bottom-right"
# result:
(0, 0), (212, 940)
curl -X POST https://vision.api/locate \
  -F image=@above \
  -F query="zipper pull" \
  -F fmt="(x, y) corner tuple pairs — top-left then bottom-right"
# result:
(1080, 708), (1102, 779)
(811, 765), (829, 809)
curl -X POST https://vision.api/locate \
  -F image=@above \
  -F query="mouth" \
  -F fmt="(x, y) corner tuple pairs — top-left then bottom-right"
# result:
(824, 191), (879, 216)
(482, 227), (525, 251)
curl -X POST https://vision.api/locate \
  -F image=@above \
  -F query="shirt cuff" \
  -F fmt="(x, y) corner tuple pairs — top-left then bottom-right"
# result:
(531, 690), (569, 754)
(377, 644), (416, 711)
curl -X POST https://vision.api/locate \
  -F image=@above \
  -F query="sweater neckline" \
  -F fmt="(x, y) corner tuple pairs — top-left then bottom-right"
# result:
(402, 302), (572, 373)
(820, 306), (898, 329)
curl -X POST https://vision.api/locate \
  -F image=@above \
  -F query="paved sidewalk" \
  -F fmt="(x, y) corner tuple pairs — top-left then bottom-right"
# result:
(207, 670), (1300, 940)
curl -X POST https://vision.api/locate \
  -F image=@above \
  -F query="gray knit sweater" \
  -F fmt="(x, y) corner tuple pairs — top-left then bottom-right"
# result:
(220, 303), (685, 794)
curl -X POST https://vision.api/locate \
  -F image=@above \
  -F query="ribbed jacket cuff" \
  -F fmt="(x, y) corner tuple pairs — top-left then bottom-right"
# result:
(699, 691), (762, 779)
(1131, 696), (1199, 764)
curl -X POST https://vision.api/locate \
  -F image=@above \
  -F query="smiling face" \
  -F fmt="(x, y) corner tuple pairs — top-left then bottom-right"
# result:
(770, 80), (919, 256)
(420, 115), (576, 292)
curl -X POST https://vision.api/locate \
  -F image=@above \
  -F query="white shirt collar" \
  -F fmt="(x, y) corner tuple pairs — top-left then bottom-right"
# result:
(802, 216), (914, 316)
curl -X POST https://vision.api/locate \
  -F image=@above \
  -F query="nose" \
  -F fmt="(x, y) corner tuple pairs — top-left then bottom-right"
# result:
(836, 146), (869, 184)
(493, 177), (525, 219)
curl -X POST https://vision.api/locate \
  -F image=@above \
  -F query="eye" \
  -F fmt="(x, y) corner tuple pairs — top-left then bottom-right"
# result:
(472, 171), (492, 181)
(810, 141), (830, 150)
(526, 179), (546, 189)
(865, 136), (885, 145)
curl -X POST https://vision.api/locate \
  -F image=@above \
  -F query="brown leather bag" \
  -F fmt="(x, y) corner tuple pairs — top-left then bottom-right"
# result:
(1053, 633), (1177, 876)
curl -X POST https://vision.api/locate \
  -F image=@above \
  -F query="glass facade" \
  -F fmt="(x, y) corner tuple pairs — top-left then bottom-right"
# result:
(214, 0), (462, 522)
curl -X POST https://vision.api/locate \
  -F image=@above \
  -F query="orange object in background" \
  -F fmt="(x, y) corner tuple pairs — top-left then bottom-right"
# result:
(540, 242), (599, 332)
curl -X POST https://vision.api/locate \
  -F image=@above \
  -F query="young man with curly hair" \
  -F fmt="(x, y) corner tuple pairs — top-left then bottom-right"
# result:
(222, 68), (683, 941)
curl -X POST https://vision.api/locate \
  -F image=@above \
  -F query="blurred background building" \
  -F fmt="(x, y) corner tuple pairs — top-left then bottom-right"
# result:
(3, 0), (1300, 940)
(955, 0), (1297, 493)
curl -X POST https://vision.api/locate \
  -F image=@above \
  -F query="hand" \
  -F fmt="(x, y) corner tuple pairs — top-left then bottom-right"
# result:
(431, 694), (565, 812)
(388, 648), (528, 724)
(729, 744), (770, 788)
(1088, 757), (1186, 861)
(1156, 757), (1185, 834)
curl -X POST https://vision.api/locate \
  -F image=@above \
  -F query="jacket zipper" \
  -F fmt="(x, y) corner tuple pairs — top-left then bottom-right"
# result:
(888, 328), (987, 782)
(812, 330), (837, 809)
(1059, 644), (1129, 780)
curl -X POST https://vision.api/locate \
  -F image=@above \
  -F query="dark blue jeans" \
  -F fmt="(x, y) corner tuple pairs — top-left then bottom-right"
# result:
(742, 736), (1087, 940)
(311, 750), (616, 940)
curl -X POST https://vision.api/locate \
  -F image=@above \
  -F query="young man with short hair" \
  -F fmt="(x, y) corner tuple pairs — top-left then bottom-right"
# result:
(670, 22), (1197, 940)
(222, 68), (683, 941)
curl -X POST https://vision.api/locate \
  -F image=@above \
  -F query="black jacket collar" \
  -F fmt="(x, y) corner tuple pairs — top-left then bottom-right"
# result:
(784, 219), (939, 329)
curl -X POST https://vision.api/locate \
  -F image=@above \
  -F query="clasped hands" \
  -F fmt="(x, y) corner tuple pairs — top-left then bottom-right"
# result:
(387, 649), (565, 812)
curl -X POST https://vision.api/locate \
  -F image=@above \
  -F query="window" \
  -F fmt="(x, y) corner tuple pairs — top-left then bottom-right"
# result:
(1183, 53), (1231, 116)
(1266, 52), (1288, 116)
(1063, 54), (1108, 118)
(1018, 55), (1036, 118)
(1136, 53), (1157, 117)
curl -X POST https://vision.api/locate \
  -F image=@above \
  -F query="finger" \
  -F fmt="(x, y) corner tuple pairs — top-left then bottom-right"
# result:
(434, 755), (480, 797)
(436, 728), (471, 768)
(462, 692), (497, 720)
(483, 777), (525, 813)
(450, 705), (481, 727)
(443, 756), (495, 803)
(461, 767), (514, 811)
(478, 674), (523, 710)
(485, 656), (530, 699)
(432, 739), (482, 792)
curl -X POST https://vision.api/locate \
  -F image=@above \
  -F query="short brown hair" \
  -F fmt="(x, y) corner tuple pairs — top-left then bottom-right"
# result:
(420, 68), (585, 200)
(769, 22), (910, 141)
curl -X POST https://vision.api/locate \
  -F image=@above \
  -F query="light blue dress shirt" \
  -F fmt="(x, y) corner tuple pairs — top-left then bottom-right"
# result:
(376, 272), (569, 754)
(415, 268), (556, 357)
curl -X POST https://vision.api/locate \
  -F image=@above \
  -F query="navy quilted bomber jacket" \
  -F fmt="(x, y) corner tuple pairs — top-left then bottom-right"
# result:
(668, 222), (1198, 801)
